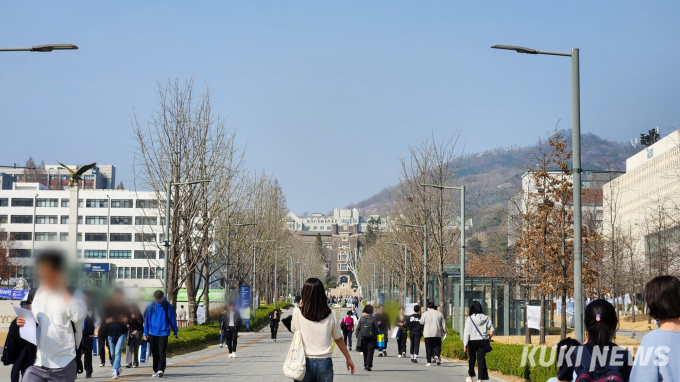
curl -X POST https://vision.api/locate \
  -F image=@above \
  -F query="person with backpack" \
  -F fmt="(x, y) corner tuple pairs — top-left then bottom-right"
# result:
(375, 305), (391, 357)
(341, 310), (355, 351)
(356, 305), (379, 371)
(406, 305), (423, 363)
(421, 302), (447, 366)
(16, 250), (87, 382)
(394, 307), (408, 358)
(103, 288), (130, 379)
(143, 290), (178, 378)
(269, 309), (281, 341)
(290, 278), (355, 380)
(220, 302), (242, 357)
(463, 301), (494, 381)
(556, 299), (632, 382)
(629, 275), (680, 382)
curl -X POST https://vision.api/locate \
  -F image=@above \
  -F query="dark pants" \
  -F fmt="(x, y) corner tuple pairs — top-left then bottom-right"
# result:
(24, 359), (77, 382)
(98, 335), (111, 365)
(361, 337), (376, 368)
(225, 326), (238, 353)
(129, 333), (142, 367)
(467, 339), (489, 380)
(397, 330), (408, 354)
(81, 337), (93, 374)
(342, 330), (352, 348)
(148, 335), (169, 373)
(410, 332), (421, 356)
(271, 323), (279, 339)
(424, 337), (442, 363)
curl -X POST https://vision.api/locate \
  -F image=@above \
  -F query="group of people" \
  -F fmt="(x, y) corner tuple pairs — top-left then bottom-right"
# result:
(326, 295), (358, 309)
(4, 250), (179, 382)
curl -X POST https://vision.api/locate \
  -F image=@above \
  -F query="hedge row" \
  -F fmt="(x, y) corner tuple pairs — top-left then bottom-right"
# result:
(441, 329), (556, 382)
(167, 301), (292, 353)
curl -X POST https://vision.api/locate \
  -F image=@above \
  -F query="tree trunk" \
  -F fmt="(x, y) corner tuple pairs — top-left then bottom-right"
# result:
(525, 298), (532, 345)
(539, 291), (546, 344)
(203, 265), (210, 320)
(560, 292), (567, 340)
(186, 270), (198, 326)
(438, 267), (446, 319)
(631, 295), (636, 323)
(549, 294), (555, 328)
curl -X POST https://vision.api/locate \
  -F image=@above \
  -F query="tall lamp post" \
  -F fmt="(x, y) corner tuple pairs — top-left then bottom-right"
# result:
(421, 183), (466, 335)
(397, 223), (428, 305)
(224, 222), (256, 301)
(253, 239), (276, 309)
(286, 252), (298, 302)
(491, 44), (583, 342)
(368, 262), (377, 303)
(275, 246), (292, 305)
(387, 242), (408, 305)
(163, 179), (211, 297)
(0, 44), (78, 52)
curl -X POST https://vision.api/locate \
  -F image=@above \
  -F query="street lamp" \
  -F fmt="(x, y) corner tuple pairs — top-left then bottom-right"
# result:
(163, 179), (211, 297)
(0, 44), (78, 52)
(387, 242), (408, 306)
(276, 246), (293, 305)
(368, 262), (377, 304)
(421, 183), (466, 334)
(286, 252), (298, 302)
(491, 43), (584, 342)
(253, 239), (276, 309)
(224, 222), (256, 301)
(397, 223), (428, 305)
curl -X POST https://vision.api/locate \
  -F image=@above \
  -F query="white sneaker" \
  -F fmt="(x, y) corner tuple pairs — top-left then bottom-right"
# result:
(157, 371), (164, 378)
(228, 353), (233, 358)
(220, 344), (223, 348)
(112, 371), (119, 379)
(151, 372), (158, 377)
(426, 363), (431, 366)
(232, 353), (236, 358)
(398, 354), (402, 358)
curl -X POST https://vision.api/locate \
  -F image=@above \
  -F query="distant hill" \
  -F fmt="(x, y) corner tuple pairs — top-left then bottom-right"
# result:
(347, 130), (637, 215)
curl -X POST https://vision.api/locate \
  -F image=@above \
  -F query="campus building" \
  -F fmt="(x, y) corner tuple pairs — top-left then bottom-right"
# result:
(0, 182), (164, 289)
(0, 164), (116, 190)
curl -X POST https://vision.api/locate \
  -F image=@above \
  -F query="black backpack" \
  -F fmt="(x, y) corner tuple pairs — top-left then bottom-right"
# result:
(573, 345), (625, 382)
(360, 316), (376, 338)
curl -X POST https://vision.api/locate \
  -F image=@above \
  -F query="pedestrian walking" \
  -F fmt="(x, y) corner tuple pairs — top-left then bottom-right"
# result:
(406, 305), (422, 363)
(143, 290), (178, 378)
(629, 275), (680, 381)
(17, 250), (87, 382)
(103, 288), (130, 379)
(81, 291), (96, 378)
(220, 302), (242, 357)
(463, 301), (495, 381)
(290, 278), (355, 380)
(125, 303), (144, 368)
(295, 294), (302, 308)
(376, 305), (391, 357)
(96, 306), (111, 368)
(394, 307), (408, 358)
(421, 302), (446, 366)
(341, 310), (355, 350)
(270, 309), (281, 341)
(356, 305), (379, 371)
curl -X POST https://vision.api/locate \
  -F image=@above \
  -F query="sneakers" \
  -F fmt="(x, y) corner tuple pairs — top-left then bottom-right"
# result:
(378, 352), (383, 357)
(435, 356), (441, 365)
(466, 378), (473, 382)
(151, 372), (158, 377)
(349, 346), (352, 351)
(118, 367), (123, 376)
(85, 373), (92, 379)
(112, 371), (119, 379)
(232, 353), (236, 358)
(366, 366), (372, 371)
(414, 359), (418, 363)
(426, 363), (431, 366)
(126, 363), (132, 368)
(383, 350), (387, 356)
(157, 371), (164, 378)
(99, 363), (105, 367)
(398, 354), (402, 358)
(220, 344), (223, 348)
(402, 352), (406, 357)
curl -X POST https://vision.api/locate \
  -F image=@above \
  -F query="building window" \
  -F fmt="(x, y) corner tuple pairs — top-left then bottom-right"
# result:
(111, 199), (133, 208)
(11, 198), (33, 207)
(36, 198), (59, 207)
(10, 249), (31, 258)
(84, 175), (95, 181)
(110, 233), (132, 242)
(84, 250), (107, 259)
(338, 253), (348, 261)
(337, 263), (348, 271)
(0, 198), (8, 207)
(136, 200), (158, 209)
(85, 233), (107, 242)
(124, 267), (130, 278)
(117, 268), (124, 279)
(109, 250), (131, 259)
(0, 215), (7, 224)
(135, 233), (156, 242)
(78, 233), (82, 241)
(339, 242), (348, 247)
(61, 199), (69, 207)
(85, 216), (108, 225)
(11, 215), (33, 224)
(313, 226), (317, 230)
(60, 233), (68, 241)
(35, 232), (57, 241)
(78, 199), (83, 208)
(155, 267), (163, 279)
(110, 216), (131, 225)
(134, 250), (156, 259)
(36, 215), (58, 224)
(60, 216), (83, 224)
(10, 232), (32, 241)
(135, 216), (157, 225)
(86, 199), (108, 208)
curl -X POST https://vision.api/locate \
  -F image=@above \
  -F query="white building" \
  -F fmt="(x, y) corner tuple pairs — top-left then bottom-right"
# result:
(286, 208), (374, 233)
(0, 164), (116, 190)
(0, 183), (165, 289)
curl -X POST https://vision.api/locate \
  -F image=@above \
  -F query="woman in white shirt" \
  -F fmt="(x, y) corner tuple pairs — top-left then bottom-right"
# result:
(291, 278), (355, 381)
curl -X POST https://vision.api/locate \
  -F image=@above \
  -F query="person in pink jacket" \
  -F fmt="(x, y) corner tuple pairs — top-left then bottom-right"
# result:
(341, 310), (355, 350)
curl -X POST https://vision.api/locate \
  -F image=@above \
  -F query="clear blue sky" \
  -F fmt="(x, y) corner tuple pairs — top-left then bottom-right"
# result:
(1, 1), (679, 214)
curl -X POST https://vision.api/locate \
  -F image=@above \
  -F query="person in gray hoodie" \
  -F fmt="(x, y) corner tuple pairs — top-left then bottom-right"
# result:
(463, 301), (494, 381)
(420, 302), (447, 366)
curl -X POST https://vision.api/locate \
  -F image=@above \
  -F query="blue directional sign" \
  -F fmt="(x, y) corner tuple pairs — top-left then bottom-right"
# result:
(82, 263), (110, 273)
(0, 288), (29, 300)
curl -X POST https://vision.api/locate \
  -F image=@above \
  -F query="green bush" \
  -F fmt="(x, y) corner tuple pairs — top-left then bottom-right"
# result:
(441, 329), (556, 382)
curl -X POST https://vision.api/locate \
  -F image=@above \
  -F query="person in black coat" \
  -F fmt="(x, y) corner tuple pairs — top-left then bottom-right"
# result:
(219, 302), (243, 357)
(81, 291), (96, 378)
(269, 309), (281, 341)
(1, 319), (37, 382)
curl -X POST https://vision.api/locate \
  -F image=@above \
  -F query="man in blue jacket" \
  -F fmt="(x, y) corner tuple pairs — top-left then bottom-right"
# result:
(143, 290), (178, 378)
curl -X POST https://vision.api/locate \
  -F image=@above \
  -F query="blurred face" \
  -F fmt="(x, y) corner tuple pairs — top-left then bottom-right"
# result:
(36, 262), (64, 289)
(379, 307), (385, 313)
(399, 308), (405, 315)
(155, 297), (164, 304)
(112, 291), (124, 304)
(229, 305), (235, 312)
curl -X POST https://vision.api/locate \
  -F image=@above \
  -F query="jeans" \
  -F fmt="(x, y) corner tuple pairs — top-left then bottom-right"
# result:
(297, 357), (334, 382)
(468, 339), (489, 380)
(108, 334), (126, 371)
(149, 335), (169, 373)
(424, 337), (442, 363)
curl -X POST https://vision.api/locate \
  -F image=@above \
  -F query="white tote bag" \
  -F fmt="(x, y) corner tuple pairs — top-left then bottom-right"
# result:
(283, 309), (306, 380)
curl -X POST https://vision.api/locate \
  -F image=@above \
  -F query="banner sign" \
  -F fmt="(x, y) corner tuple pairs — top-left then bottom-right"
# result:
(526, 305), (541, 330)
(239, 285), (251, 331)
(379, 293), (385, 305)
(0, 288), (29, 300)
(82, 263), (110, 273)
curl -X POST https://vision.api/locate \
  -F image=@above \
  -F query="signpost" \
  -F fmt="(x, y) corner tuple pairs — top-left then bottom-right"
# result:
(239, 285), (251, 331)
(82, 263), (110, 273)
